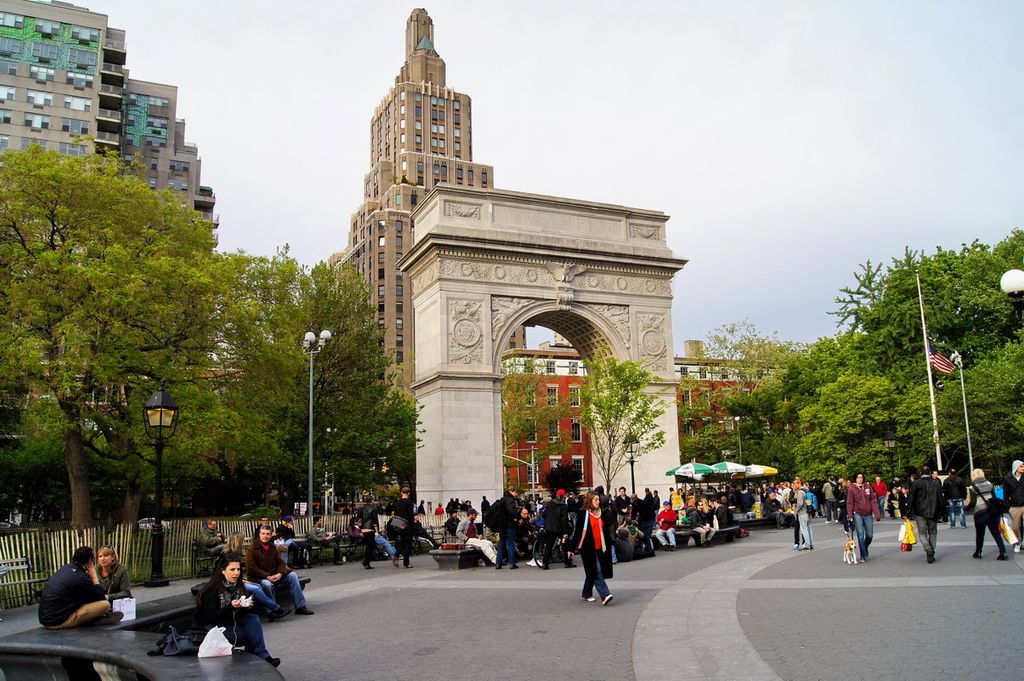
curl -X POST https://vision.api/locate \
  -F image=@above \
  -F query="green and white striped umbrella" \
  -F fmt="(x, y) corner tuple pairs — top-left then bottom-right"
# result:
(667, 462), (716, 477)
(711, 461), (747, 475)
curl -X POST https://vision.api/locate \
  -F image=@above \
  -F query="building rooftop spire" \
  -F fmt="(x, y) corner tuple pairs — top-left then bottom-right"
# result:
(406, 8), (436, 58)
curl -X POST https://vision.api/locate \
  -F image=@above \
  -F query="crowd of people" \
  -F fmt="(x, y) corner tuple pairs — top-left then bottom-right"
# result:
(32, 460), (1023, 668)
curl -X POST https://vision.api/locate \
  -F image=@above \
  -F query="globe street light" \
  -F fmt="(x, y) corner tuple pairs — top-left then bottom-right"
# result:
(1001, 264), (1024, 316)
(303, 330), (331, 518)
(143, 385), (178, 587)
(626, 438), (637, 494)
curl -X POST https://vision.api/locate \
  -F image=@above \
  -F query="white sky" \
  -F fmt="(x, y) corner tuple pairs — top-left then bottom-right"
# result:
(87, 1), (1024, 350)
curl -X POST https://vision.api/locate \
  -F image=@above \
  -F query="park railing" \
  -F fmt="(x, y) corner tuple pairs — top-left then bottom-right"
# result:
(0, 512), (451, 609)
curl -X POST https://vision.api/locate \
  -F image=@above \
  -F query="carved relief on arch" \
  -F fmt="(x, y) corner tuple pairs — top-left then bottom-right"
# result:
(448, 299), (484, 365)
(586, 303), (631, 351)
(491, 296), (534, 341)
(637, 312), (668, 371)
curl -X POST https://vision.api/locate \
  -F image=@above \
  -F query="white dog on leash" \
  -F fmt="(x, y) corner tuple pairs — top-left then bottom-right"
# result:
(843, 534), (858, 565)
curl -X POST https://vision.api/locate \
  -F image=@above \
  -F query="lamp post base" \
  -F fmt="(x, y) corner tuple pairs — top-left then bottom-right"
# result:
(144, 577), (170, 588)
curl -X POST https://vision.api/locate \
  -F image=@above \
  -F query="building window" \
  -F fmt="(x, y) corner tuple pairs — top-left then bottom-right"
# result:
(546, 360), (556, 374)
(23, 113), (49, 129)
(61, 118), (89, 134)
(685, 422), (696, 436)
(681, 390), (691, 406)
(570, 419), (583, 443)
(411, 193), (418, 205)
(0, 13), (25, 29)
(549, 420), (559, 442)
(58, 142), (89, 157)
(65, 72), (93, 88)
(26, 89), (53, 106)
(377, 285), (385, 297)
(67, 48), (97, 68)
(453, 99), (461, 110)
(526, 421), (536, 443)
(70, 25), (100, 43)
(61, 95), (91, 112)
(378, 302), (385, 312)
(0, 134), (8, 149)
(571, 455), (584, 476)
(396, 334), (404, 347)
(29, 65), (54, 81)
(144, 135), (166, 148)
(378, 235), (385, 247)
(21, 137), (44, 150)
(31, 42), (59, 62)
(395, 220), (403, 232)
(569, 386), (581, 407)
(396, 351), (404, 364)
(699, 367), (707, 379)
(0, 37), (22, 56)
(0, 109), (9, 124)
(395, 194), (402, 205)
(0, 86), (13, 102)
(396, 236), (403, 248)
(169, 160), (190, 172)
(481, 171), (489, 185)
(378, 268), (385, 280)
(546, 386), (558, 406)
(568, 361), (579, 376)
(377, 252), (385, 264)
(378, 318), (385, 327)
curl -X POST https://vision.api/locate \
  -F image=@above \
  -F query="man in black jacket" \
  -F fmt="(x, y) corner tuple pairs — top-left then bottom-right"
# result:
(494, 487), (521, 569)
(908, 465), (945, 563)
(1005, 460), (1024, 553)
(541, 490), (573, 569)
(613, 487), (632, 526)
(392, 487), (418, 568)
(39, 546), (122, 629)
(942, 469), (967, 529)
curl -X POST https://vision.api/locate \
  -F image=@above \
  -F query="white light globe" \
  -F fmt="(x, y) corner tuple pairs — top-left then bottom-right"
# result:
(1000, 269), (1024, 296)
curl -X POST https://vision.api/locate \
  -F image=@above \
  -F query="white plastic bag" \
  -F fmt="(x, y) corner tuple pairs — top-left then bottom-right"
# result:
(110, 597), (136, 621)
(198, 626), (233, 658)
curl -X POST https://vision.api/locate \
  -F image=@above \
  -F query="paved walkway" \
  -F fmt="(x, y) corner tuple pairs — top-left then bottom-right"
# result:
(2, 519), (1021, 680)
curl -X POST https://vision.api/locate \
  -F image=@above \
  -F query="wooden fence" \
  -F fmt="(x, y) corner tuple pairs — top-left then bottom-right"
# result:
(0, 513), (451, 609)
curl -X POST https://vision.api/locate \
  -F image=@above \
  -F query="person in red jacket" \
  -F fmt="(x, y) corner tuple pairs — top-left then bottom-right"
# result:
(654, 501), (678, 551)
(847, 473), (881, 561)
(872, 476), (890, 519)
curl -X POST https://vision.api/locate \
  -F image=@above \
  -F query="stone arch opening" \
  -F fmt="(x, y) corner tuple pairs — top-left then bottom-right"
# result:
(492, 300), (629, 373)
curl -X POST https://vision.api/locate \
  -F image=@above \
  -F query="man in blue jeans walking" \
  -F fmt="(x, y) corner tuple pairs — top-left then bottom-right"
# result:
(494, 486), (521, 569)
(943, 469), (967, 528)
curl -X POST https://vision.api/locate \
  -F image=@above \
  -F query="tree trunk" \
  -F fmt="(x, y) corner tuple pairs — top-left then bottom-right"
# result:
(119, 474), (143, 525)
(63, 425), (92, 528)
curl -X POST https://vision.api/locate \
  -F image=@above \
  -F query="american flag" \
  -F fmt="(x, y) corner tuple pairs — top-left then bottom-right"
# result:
(929, 345), (956, 374)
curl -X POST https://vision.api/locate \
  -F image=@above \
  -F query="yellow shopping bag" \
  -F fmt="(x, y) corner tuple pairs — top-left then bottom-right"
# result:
(902, 518), (917, 545)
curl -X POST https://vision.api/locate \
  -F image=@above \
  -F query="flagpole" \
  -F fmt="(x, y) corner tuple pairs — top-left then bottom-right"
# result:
(916, 273), (943, 470)
(951, 352), (974, 474)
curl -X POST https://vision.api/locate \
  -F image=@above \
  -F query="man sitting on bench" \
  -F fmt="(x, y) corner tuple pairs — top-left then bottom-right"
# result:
(38, 546), (123, 629)
(246, 525), (314, 616)
(198, 519), (226, 557)
(456, 509), (496, 565)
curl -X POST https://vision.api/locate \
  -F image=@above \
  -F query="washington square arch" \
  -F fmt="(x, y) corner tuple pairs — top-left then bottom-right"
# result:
(401, 185), (687, 505)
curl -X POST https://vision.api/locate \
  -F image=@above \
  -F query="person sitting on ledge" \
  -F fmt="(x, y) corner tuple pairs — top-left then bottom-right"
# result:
(456, 509), (496, 565)
(96, 545), (131, 602)
(39, 546), (123, 629)
(246, 525), (314, 616)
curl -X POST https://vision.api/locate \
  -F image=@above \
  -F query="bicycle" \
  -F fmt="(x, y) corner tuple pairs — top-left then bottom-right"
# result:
(531, 533), (566, 567)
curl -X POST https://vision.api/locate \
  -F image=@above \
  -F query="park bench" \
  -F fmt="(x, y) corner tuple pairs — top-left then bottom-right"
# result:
(190, 541), (216, 578)
(0, 627), (284, 680)
(0, 557), (48, 608)
(669, 525), (741, 548)
(429, 543), (482, 570)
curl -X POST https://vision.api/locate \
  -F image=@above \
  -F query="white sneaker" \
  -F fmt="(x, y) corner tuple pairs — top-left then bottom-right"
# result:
(1015, 544), (1021, 553)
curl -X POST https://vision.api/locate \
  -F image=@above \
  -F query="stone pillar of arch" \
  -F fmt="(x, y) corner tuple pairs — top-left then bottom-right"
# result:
(401, 186), (687, 506)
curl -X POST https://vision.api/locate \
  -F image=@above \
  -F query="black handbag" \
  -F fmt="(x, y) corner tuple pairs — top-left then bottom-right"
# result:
(148, 625), (204, 656)
(388, 516), (408, 532)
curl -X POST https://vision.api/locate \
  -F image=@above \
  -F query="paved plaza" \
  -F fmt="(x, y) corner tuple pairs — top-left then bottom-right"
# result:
(3, 519), (1022, 680)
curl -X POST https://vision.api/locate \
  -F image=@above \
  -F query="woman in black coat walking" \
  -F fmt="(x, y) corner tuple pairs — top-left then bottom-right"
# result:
(567, 491), (615, 605)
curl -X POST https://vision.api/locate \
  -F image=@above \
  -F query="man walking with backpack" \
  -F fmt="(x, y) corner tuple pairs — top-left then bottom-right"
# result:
(490, 486), (521, 570)
(907, 466), (945, 564)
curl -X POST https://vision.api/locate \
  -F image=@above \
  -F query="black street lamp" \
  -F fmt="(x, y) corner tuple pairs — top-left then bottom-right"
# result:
(770, 455), (780, 475)
(883, 431), (897, 480)
(143, 385), (178, 587)
(626, 439), (637, 494)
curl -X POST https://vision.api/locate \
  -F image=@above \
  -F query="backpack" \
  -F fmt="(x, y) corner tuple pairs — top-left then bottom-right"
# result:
(972, 483), (1006, 515)
(444, 515), (460, 537)
(806, 491), (817, 511)
(483, 498), (506, 531)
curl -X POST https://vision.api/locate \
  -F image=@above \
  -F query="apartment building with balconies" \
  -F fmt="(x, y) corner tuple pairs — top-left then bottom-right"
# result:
(0, 0), (215, 226)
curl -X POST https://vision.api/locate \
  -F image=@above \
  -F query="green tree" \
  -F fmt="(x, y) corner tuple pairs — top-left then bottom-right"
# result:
(0, 147), (228, 527)
(579, 349), (666, 490)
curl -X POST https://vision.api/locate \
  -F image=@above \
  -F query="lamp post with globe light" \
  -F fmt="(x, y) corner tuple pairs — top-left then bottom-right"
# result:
(1001, 263), (1024, 317)
(303, 330), (331, 517)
